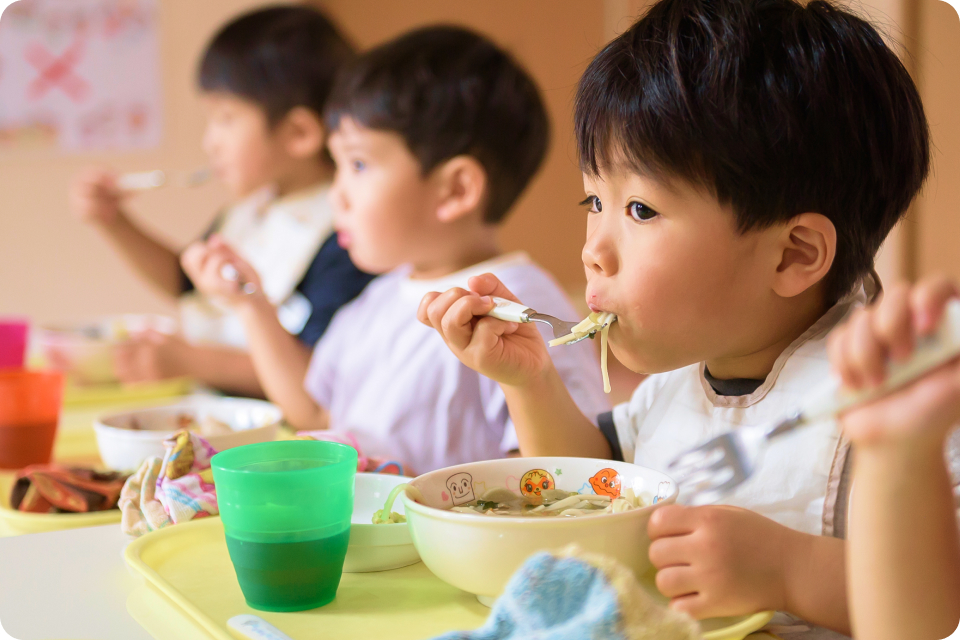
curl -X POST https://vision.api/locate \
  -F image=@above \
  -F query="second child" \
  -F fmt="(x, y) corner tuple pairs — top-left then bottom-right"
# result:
(183, 26), (610, 474)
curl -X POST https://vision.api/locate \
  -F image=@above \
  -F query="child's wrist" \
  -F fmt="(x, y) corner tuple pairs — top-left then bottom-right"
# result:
(234, 291), (273, 317)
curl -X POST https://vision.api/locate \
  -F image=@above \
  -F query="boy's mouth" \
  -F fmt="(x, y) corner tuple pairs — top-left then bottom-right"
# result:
(336, 230), (352, 249)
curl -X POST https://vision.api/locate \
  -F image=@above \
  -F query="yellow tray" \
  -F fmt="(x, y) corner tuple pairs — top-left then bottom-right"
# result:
(63, 377), (193, 407)
(0, 471), (121, 536)
(125, 517), (773, 640)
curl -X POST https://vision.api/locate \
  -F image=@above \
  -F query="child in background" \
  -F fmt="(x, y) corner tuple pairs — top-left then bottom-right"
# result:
(182, 26), (610, 475)
(70, 6), (373, 396)
(420, 0), (952, 633)
(827, 276), (960, 640)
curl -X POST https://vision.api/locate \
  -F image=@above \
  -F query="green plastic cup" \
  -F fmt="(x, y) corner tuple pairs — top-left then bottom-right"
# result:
(212, 440), (358, 612)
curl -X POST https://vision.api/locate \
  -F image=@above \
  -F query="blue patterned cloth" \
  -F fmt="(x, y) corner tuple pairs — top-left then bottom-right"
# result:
(434, 552), (630, 640)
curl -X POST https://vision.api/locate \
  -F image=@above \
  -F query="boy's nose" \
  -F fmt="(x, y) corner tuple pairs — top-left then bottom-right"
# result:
(582, 227), (618, 277)
(328, 180), (350, 215)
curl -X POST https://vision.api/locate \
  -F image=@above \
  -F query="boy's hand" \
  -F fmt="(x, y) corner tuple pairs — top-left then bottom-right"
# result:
(827, 275), (960, 448)
(417, 273), (553, 387)
(647, 504), (789, 619)
(70, 168), (124, 226)
(180, 235), (263, 306)
(113, 330), (192, 382)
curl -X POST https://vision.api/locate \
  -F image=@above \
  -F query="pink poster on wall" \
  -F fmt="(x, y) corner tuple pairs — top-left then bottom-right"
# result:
(0, 0), (162, 152)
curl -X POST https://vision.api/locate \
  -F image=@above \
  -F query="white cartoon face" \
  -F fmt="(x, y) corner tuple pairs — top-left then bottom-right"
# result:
(446, 472), (475, 506)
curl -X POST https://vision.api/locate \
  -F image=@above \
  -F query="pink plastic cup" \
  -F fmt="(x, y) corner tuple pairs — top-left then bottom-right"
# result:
(0, 319), (29, 370)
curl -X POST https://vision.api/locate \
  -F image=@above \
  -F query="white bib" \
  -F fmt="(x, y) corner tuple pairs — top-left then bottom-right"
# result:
(179, 185), (333, 349)
(613, 282), (873, 535)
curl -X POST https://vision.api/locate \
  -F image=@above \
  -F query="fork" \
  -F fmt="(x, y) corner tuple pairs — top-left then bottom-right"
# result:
(486, 297), (598, 345)
(669, 298), (960, 506)
(117, 168), (212, 192)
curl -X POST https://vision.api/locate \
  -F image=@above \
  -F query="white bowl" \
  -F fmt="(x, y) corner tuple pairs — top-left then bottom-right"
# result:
(94, 397), (282, 471)
(401, 457), (677, 605)
(344, 473), (420, 573)
(37, 314), (177, 385)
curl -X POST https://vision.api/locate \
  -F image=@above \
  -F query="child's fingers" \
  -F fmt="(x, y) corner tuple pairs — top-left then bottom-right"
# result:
(647, 504), (697, 539)
(467, 273), (521, 303)
(827, 324), (859, 389)
(910, 275), (959, 334)
(179, 242), (208, 277)
(873, 283), (913, 362)
(417, 292), (442, 327)
(423, 288), (473, 333)
(669, 592), (711, 619)
(648, 535), (691, 569)
(469, 316), (520, 354)
(847, 308), (887, 387)
(654, 565), (698, 599)
(440, 294), (498, 351)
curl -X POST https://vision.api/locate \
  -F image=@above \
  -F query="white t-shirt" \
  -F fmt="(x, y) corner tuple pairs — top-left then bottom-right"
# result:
(610, 284), (871, 535)
(304, 252), (611, 474)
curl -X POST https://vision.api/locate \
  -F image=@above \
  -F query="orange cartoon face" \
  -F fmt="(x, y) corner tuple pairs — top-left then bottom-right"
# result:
(589, 468), (622, 498)
(519, 469), (554, 502)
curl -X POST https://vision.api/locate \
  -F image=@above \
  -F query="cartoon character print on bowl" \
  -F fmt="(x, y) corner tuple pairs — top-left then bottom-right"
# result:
(446, 472), (476, 506)
(519, 469), (554, 504)
(653, 480), (671, 504)
(588, 468), (622, 499)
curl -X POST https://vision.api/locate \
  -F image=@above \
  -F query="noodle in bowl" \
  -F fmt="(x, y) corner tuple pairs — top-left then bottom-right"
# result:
(400, 457), (677, 605)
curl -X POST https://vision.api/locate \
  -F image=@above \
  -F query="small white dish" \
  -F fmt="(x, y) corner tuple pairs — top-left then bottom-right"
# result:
(344, 473), (420, 573)
(94, 397), (282, 472)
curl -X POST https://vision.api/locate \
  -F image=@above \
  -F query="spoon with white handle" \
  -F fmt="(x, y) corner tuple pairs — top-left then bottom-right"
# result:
(116, 168), (211, 192)
(670, 298), (960, 505)
(485, 297), (596, 344)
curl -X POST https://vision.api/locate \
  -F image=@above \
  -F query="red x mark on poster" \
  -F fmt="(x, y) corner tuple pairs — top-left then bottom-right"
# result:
(25, 38), (90, 102)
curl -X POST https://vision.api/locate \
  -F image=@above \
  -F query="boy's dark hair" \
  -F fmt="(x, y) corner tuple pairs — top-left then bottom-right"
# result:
(199, 5), (354, 125)
(325, 26), (549, 224)
(576, 0), (929, 302)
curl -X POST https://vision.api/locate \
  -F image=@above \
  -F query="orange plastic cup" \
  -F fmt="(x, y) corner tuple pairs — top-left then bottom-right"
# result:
(0, 371), (64, 470)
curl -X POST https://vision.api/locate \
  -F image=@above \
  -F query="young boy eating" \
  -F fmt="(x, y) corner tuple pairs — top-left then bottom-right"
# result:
(182, 26), (610, 474)
(419, 0), (941, 633)
(70, 6), (373, 396)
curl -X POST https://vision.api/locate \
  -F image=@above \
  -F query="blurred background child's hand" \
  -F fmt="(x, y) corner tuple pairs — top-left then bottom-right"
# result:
(180, 235), (263, 306)
(418, 273), (554, 388)
(70, 168), (125, 227)
(112, 329), (192, 383)
(827, 275), (960, 450)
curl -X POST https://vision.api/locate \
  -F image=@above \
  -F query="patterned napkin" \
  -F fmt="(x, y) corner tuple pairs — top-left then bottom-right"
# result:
(119, 430), (219, 537)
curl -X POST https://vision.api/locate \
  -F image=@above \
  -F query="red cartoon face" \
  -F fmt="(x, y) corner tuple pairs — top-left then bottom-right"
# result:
(520, 469), (554, 503)
(589, 468), (622, 498)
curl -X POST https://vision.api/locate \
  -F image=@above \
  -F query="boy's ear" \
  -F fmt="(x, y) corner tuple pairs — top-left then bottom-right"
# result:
(277, 107), (326, 160)
(771, 212), (837, 298)
(433, 156), (488, 223)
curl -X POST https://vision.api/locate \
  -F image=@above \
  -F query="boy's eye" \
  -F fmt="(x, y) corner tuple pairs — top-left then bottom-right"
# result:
(352, 160), (366, 172)
(579, 195), (601, 213)
(627, 202), (658, 222)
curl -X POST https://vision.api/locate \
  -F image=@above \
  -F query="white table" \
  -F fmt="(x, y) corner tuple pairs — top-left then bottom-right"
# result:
(0, 524), (152, 640)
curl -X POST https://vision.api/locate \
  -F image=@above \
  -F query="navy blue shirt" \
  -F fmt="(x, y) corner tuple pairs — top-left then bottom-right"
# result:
(181, 233), (375, 347)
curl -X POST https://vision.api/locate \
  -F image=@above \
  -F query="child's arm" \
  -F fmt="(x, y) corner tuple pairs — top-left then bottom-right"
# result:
(70, 169), (183, 298)
(180, 238), (327, 431)
(827, 277), (960, 640)
(418, 273), (610, 458)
